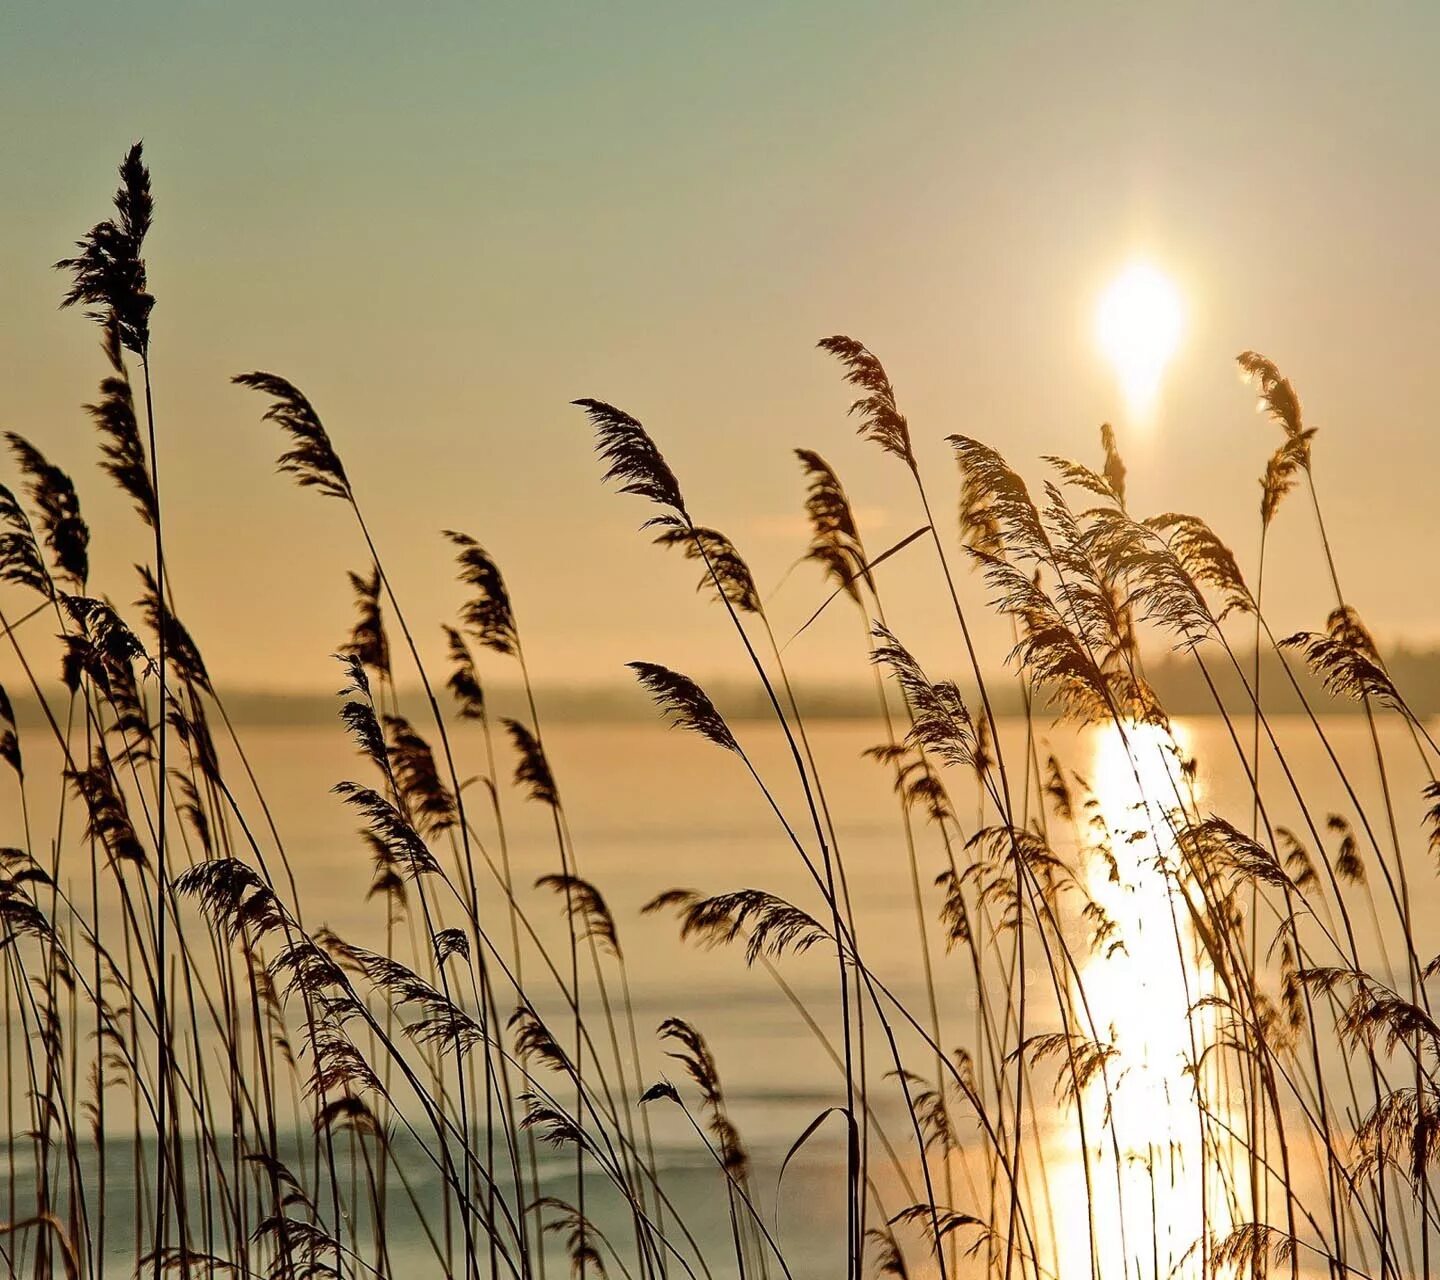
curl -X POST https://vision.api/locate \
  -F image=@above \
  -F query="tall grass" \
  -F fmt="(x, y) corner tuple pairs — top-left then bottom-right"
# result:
(1, 143), (1438, 1280)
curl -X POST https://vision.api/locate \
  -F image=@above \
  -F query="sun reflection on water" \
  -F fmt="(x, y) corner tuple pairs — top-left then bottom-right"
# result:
(1047, 719), (1244, 1280)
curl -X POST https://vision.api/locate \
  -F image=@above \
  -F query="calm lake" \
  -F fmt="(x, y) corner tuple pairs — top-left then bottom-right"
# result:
(2, 711), (1434, 1278)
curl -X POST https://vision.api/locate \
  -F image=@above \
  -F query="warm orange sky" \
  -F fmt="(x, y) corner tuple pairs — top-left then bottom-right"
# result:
(3, 3), (1439, 690)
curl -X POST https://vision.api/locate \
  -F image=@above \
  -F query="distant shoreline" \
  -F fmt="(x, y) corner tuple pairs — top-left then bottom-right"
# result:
(8, 648), (1438, 727)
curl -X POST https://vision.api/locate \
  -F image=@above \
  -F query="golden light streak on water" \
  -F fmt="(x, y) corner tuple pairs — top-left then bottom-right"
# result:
(1046, 720), (1245, 1280)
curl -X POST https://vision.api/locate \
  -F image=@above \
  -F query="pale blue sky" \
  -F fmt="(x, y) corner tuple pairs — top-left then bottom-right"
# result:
(2, 2), (1438, 686)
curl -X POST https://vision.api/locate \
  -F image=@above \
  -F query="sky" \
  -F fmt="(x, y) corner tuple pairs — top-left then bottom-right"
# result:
(2, 1), (1439, 692)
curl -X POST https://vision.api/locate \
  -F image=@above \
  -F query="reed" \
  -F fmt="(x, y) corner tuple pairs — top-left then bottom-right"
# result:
(1, 143), (1438, 1280)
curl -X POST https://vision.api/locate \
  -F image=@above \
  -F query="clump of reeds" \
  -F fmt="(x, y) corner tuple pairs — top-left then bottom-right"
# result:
(0, 143), (1437, 1280)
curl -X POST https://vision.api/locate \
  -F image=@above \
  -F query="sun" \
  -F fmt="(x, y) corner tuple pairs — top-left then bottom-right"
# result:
(1095, 261), (1184, 422)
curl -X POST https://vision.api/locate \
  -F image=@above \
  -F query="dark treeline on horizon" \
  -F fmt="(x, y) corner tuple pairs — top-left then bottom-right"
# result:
(8, 644), (1437, 727)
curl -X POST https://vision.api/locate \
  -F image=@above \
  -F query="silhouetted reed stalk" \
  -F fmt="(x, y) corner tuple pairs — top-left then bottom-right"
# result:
(1048, 505), (1306, 1276)
(1281, 363), (1432, 1280)
(234, 371), (523, 1278)
(579, 398), (969, 1280)
(792, 446), (968, 1267)
(619, 649), (1037, 1280)
(53, 144), (186, 1280)
(942, 415), (1335, 1280)
(677, 530), (875, 1267)
(449, 657), (555, 1280)
(817, 337), (1060, 1280)
(1038, 436), (1330, 1280)
(441, 528), (660, 1277)
(467, 848), (704, 1279)
(665, 512), (878, 1267)
(1139, 500), (1428, 1275)
(0, 526), (318, 1278)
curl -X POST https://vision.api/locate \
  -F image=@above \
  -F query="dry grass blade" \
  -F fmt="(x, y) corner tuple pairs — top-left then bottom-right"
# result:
(1145, 512), (1254, 620)
(574, 398), (687, 517)
(661, 887), (830, 966)
(445, 530), (519, 655)
(55, 141), (154, 355)
(651, 524), (761, 613)
(949, 436), (1050, 562)
(0, 486), (52, 595)
(788, 525), (929, 644)
(233, 371), (352, 500)
(0, 682), (21, 777)
(1210, 1223), (1298, 1276)
(333, 781), (442, 878)
(66, 752), (149, 869)
(1180, 817), (1295, 892)
(5, 434), (89, 588)
(336, 654), (389, 773)
(510, 1009), (571, 1074)
(384, 714), (457, 836)
(796, 447), (869, 598)
(503, 718), (558, 806)
(136, 564), (210, 691)
(86, 321), (158, 525)
(537, 873), (622, 958)
(536, 1196), (612, 1280)
(869, 624), (976, 768)
(628, 661), (739, 753)
(341, 564), (391, 680)
(816, 336), (914, 466)
(658, 1017), (749, 1175)
(441, 624), (486, 719)
(1282, 606), (1410, 716)
(174, 857), (285, 942)
(1237, 352), (1310, 447)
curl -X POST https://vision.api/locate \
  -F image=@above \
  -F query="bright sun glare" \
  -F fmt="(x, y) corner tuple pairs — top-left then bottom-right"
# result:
(1095, 261), (1184, 421)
